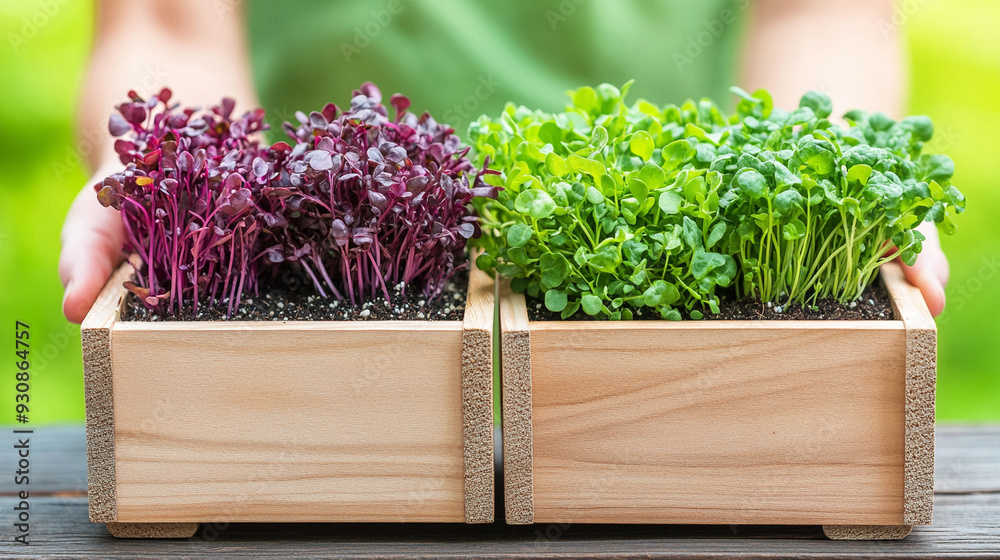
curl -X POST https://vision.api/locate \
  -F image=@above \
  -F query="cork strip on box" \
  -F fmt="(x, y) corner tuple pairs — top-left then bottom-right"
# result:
(106, 522), (199, 539)
(499, 280), (533, 525)
(823, 525), (913, 540)
(81, 263), (135, 523)
(461, 265), (496, 524)
(882, 263), (937, 526)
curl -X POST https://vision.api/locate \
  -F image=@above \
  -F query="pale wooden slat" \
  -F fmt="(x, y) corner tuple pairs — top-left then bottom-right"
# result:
(109, 320), (467, 523)
(80, 258), (134, 331)
(528, 322), (908, 525)
(530, 319), (902, 332)
(882, 261), (936, 331)
(498, 279), (533, 525)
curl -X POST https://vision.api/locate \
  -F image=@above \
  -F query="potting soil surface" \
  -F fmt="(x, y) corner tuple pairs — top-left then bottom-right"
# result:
(527, 278), (894, 322)
(121, 268), (468, 322)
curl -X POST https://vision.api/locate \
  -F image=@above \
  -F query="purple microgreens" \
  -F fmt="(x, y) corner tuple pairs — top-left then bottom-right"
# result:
(259, 82), (500, 305)
(97, 84), (500, 317)
(96, 87), (270, 317)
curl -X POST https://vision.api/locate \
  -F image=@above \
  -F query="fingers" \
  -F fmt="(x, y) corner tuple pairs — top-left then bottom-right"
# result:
(59, 182), (125, 323)
(926, 244), (950, 287)
(899, 245), (949, 317)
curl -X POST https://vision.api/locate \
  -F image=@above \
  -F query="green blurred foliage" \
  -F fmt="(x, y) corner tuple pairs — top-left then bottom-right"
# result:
(0, 0), (92, 425)
(906, 0), (1000, 420)
(0, 0), (996, 425)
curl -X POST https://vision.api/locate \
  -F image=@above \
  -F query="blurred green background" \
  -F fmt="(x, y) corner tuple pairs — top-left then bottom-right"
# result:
(1, 0), (997, 425)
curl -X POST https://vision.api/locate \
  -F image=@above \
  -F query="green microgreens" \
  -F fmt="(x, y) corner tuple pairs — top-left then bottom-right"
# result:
(470, 82), (965, 320)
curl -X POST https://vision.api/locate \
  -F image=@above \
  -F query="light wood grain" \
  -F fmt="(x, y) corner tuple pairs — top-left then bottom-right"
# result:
(499, 280), (533, 525)
(881, 262), (937, 526)
(528, 322), (907, 525)
(461, 264), (496, 523)
(19, 425), (997, 499)
(80, 259), (133, 331)
(499, 265), (927, 527)
(110, 320), (467, 522)
(95, 263), (495, 524)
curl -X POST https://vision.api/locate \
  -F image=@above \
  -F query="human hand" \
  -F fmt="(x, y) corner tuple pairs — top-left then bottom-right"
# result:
(60, 0), (258, 324)
(898, 222), (949, 317)
(59, 163), (125, 323)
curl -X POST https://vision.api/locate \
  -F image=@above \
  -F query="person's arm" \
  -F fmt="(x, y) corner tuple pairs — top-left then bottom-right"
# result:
(60, 0), (259, 323)
(741, 0), (949, 316)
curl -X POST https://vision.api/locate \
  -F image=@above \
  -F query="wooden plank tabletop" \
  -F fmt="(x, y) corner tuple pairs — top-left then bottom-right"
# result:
(2, 425), (998, 559)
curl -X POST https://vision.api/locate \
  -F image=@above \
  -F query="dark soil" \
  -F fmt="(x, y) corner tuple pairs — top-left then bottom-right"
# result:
(121, 268), (468, 322)
(526, 279), (894, 322)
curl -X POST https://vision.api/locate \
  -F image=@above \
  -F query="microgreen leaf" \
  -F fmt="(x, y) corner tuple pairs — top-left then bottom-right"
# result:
(735, 168), (767, 199)
(630, 130), (654, 160)
(507, 222), (533, 248)
(545, 288), (568, 312)
(540, 253), (570, 288)
(515, 189), (557, 218)
(581, 294), (602, 315)
(643, 280), (679, 307)
(799, 90), (833, 119)
(847, 164), (873, 186)
(658, 191), (682, 215)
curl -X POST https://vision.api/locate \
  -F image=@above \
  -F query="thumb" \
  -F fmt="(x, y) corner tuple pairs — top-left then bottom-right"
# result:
(898, 222), (949, 317)
(899, 253), (948, 317)
(59, 183), (125, 323)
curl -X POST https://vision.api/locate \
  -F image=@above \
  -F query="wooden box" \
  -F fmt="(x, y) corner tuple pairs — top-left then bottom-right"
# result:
(81, 262), (496, 538)
(499, 262), (934, 541)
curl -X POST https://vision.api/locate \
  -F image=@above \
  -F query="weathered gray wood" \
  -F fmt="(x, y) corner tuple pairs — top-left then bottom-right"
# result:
(1, 427), (88, 495)
(4, 492), (999, 558)
(2, 425), (998, 558)
(935, 425), (1000, 494)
